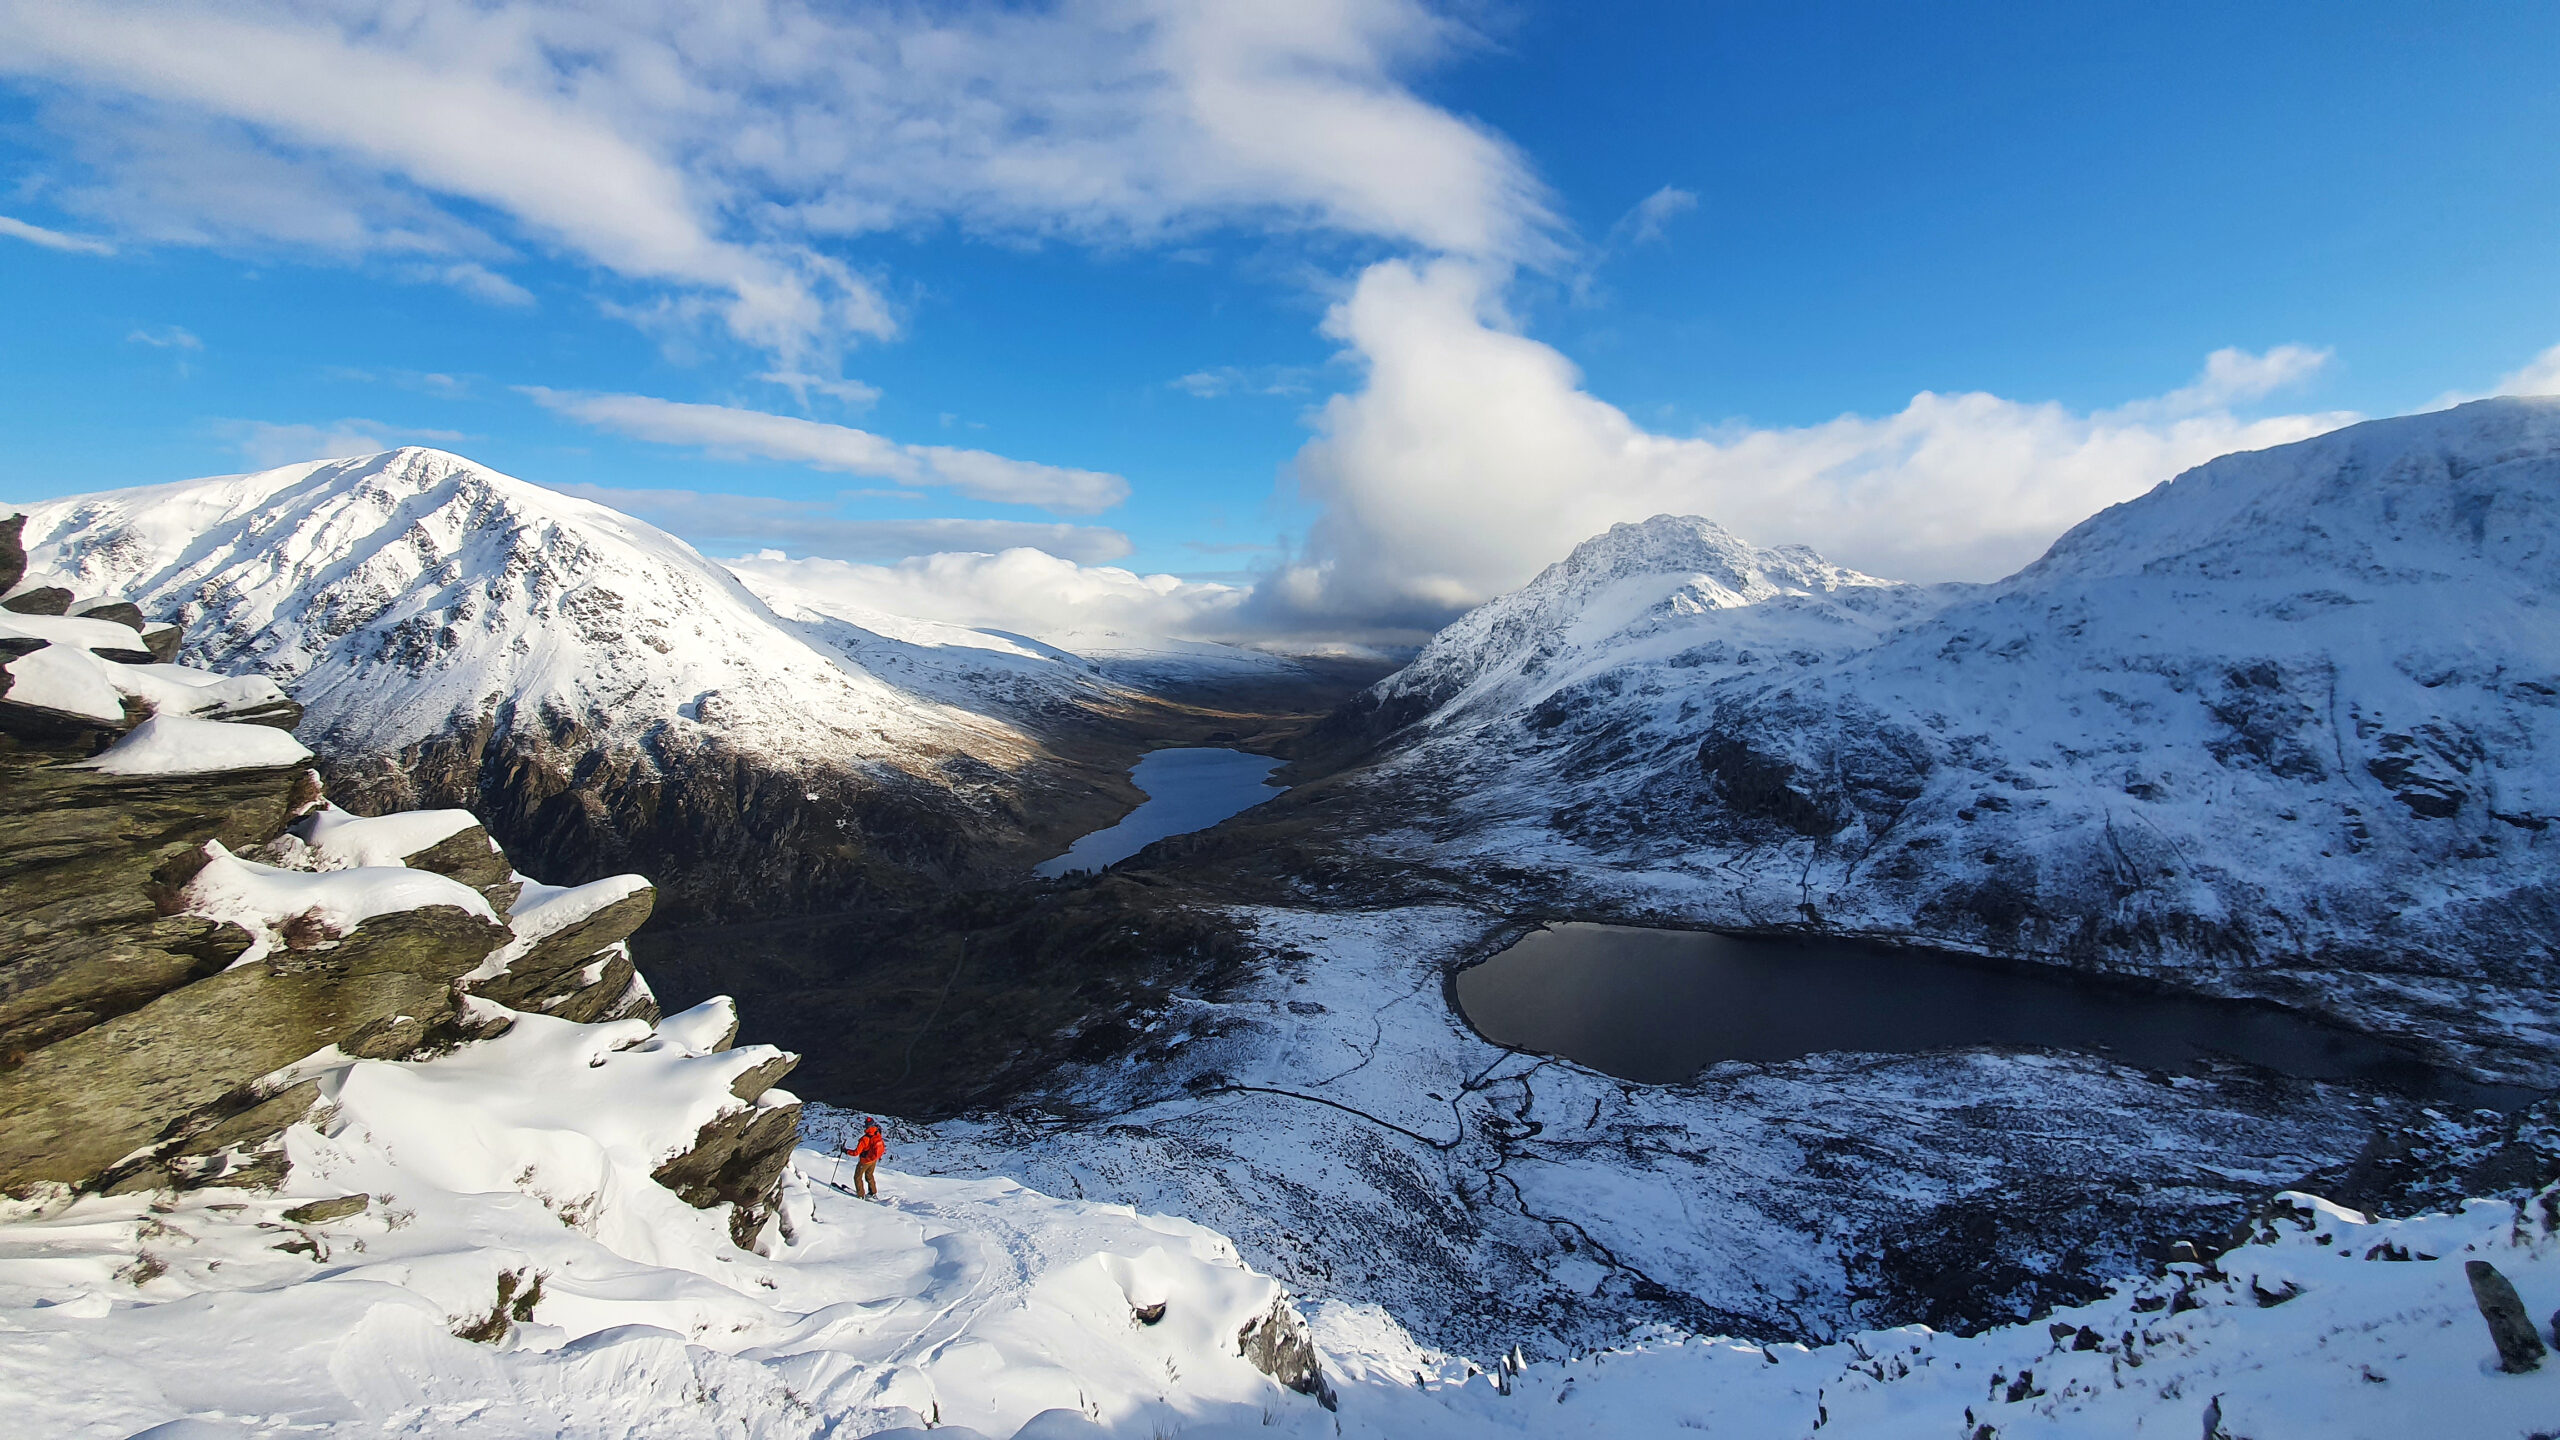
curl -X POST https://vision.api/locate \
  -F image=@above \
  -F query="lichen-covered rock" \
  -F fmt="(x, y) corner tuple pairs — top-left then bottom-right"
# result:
(0, 901), (510, 1190)
(0, 759), (313, 1062)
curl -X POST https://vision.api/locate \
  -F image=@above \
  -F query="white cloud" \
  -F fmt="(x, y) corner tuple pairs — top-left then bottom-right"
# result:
(2498, 343), (2560, 397)
(0, 0), (1550, 361)
(1258, 258), (2360, 634)
(0, 212), (114, 254)
(1173, 364), (1319, 399)
(525, 389), (1128, 514)
(405, 261), (535, 307)
(1607, 185), (1697, 248)
(218, 418), (466, 469)
(546, 482), (1134, 566)
(724, 547), (1247, 641)
(755, 372), (883, 409)
(126, 324), (201, 350)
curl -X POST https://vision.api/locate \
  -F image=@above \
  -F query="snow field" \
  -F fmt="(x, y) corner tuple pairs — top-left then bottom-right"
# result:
(0, 997), (1351, 1438)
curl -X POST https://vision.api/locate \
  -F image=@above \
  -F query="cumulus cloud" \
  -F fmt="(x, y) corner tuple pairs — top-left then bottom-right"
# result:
(1258, 258), (2360, 635)
(0, 212), (115, 254)
(525, 389), (1128, 514)
(219, 418), (466, 468)
(725, 548), (1248, 642)
(0, 0), (1549, 362)
(546, 481), (1133, 566)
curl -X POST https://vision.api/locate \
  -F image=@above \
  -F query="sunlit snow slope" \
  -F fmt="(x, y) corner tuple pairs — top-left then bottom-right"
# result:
(15, 448), (1034, 764)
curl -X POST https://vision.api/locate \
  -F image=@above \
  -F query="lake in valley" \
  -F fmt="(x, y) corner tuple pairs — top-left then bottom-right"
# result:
(1454, 922), (2534, 1107)
(1033, 747), (1288, 878)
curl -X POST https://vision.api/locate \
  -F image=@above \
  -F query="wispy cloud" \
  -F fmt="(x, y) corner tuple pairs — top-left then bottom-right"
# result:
(547, 482), (1133, 565)
(1172, 364), (1319, 399)
(2497, 343), (2560, 397)
(755, 371), (884, 410)
(126, 324), (201, 350)
(524, 389), (1129, 514)
(218, 418), (467, 469)
(1605, 185), (1697, 249)
(0, 212), (114, 255)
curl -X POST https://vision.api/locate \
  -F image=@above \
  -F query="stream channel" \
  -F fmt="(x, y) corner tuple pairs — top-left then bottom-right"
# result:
(1456, 922), (2538, 1108)
(1033, 747), (1287, 877)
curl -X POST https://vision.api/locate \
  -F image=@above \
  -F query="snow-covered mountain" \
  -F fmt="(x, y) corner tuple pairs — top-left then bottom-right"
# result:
(9, 449), (1130, 918)
(1317, 398), (2560, 1081)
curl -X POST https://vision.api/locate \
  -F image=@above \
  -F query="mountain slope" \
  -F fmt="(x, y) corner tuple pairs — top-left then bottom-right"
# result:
(11, 449), (1113, 919)
(1308, 398), (2560, 1079)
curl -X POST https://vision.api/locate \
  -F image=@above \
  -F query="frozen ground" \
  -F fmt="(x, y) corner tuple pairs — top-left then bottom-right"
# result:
(894, 905), (2491, 1360)
(4, 991), (2551, 1438)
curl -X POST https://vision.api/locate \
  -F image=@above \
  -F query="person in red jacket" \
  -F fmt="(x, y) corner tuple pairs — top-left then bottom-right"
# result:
(846, 1119), (887, 1198)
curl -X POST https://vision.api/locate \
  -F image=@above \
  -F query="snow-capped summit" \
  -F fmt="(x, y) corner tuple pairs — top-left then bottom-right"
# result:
(1329, 398), (2560, 1080)
(1376, 513), (1929, 729)
(17, 447), (1026, 764)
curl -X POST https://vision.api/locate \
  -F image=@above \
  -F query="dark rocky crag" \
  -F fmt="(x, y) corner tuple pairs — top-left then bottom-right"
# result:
(0, 514), (799, 1245)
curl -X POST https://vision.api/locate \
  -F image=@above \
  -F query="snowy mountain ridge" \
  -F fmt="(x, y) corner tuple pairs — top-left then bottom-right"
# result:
(1333, 398), (2560, 1078)
(12, 447), (1048, 766)
(7, 448), (1224, 916)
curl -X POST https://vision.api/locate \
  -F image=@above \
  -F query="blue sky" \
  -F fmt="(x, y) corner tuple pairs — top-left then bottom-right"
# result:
(2, 2), (2556, 640)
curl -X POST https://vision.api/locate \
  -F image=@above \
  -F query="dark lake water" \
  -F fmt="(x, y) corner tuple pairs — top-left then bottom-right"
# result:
(1455, 923), (2533, 1108)
(1033, 747), (1287, 878)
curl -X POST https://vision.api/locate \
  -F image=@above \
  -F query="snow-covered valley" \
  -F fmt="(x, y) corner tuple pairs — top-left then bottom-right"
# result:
(6, 401), (2559, 1437)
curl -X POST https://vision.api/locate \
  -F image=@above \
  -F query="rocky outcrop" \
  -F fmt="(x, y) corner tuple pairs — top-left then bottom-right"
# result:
(1237, 1294), (1336, 1409)
(0, 514), (799, 1245)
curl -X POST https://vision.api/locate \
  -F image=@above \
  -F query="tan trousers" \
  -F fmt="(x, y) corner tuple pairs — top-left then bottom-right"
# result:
(854, 1158), (879, 1196)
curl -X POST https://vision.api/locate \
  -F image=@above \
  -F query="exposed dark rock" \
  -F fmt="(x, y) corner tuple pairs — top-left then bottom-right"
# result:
(0, 902), (511, 1190)
(725, 1051), (798, 1101)
(140, 624), (181, 664)
(74, 601), (147, 633)
(1237, 1294), (1336, 1409)
(651, 1093), (804, 1248)
(469, 885), (654, 1011)
(391, 822), (515, 907)
(1697, 732), (1841, 837)
(2, 587), (70, 616)
(282, 1193), (370, 1225)
(0, 756), (313, 1063)
(317, 708), (1008, 926)
(0, 513), (22, 596)
(2466, 1259), (2548, 1372)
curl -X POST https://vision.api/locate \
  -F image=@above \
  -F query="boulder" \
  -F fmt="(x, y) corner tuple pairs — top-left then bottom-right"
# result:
(2465, 1259), (2548, 1372)
(140, 624), (181, 664)
(0, 514), (21, 597)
